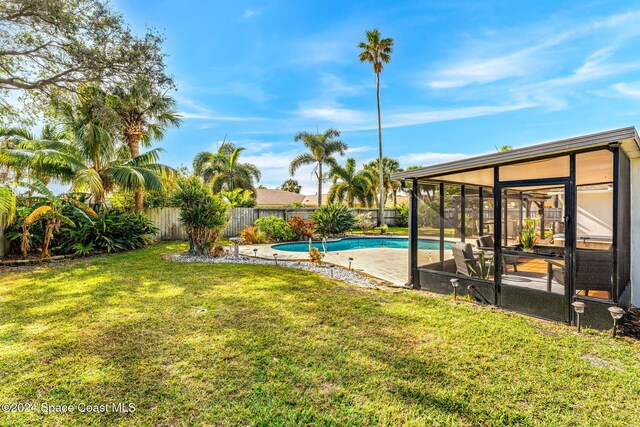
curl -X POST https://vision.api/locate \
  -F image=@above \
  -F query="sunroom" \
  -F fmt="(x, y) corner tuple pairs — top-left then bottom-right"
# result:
(391, 127), (639, 329)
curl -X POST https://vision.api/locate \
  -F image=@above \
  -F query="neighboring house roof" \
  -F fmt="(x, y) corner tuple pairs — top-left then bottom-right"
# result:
(301, 193), (328, 206)
(255, 188), (305, 206)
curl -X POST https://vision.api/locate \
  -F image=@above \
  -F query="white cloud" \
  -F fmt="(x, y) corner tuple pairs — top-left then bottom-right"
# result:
(241, 9), (258, 20)
(177, 97), (265, 122)
(612, 81), (640, 98)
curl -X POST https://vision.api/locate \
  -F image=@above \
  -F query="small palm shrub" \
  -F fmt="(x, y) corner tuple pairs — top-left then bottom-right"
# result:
(355, 212), (374, 233)
(287, 215), (314, 239)
(172, 177), (230, 255)
(255, 216), (296, 242)
(312, 204), (356, 237)
(240, 226), (268, 244)
(395, 202), (409, 227)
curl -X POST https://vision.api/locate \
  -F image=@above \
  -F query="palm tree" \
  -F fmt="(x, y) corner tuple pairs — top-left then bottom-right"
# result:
(358, 28), (394, 224)
(193, 142), (261, 193)
(289, 128), (348, 206)
(108, 84), (182, 212)
(496, 144), (513, 152)
(0, 185), (16, 227)
(280, 178), (301, 193)
(327, 158), (372, 207)
(365, 157), (401, 207)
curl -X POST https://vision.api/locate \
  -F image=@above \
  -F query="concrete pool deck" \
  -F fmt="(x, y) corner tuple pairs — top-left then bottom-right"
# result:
(237, 239), (455, 285)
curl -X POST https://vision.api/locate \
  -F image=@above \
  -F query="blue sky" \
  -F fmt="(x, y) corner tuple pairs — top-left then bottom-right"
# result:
(113, 0), (640, 194)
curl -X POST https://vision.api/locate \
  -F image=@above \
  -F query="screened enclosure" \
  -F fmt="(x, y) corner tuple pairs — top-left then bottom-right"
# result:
(395, 128), (636, 328)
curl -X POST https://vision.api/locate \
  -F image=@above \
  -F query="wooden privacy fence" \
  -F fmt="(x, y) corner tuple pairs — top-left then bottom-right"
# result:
(145, 207), (398, 241)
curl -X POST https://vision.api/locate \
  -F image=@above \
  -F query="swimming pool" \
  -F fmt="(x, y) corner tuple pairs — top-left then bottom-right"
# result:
(273, 237), (454, 252)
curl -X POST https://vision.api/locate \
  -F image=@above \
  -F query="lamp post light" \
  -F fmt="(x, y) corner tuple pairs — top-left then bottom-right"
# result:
(253, 248), (258, 258)
(329, 265), (334, 279)
(450, 278), (460, 301)
(608, 306), (625, 338)
(348, 257), (353, 271)
(571, 301), (586, 332)
(273, 253), (278, 266)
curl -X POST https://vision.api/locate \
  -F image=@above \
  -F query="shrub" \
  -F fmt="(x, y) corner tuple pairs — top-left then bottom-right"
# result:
(355, 212), (374, 233)
(395, 202), (409, 227)
(380, 224), (389, 234)
(240, 226), (268, 244)
(312, 204), (356, 237)
(287, 215), (314, 239)
(55, 210), (158, 254)
(172, 177), (230, 255)
(290, 200), (304, 208)
(255, 216), (296, 242)
(309, 247), (324, 264)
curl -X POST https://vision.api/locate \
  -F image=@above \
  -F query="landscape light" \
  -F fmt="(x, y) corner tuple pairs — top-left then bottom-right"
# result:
(571, 301), (586, 332)
(450, 278), (460, 301)
(273, 253), (278, 266)
(607, 306), (625, 338)
(348, 257), (353, 271)
(253, 248), (258, 258)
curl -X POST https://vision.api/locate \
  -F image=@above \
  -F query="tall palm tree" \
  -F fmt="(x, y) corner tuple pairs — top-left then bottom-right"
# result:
(108, 84), (182, 212)
(289, 128), (348, 206)
(327, 158), (372, 207)
(193, 142), (261, 193)
(358, 28), (393, 224)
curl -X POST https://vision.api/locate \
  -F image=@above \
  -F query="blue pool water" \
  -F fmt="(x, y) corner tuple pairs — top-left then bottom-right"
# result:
(273, 237), (454, 252)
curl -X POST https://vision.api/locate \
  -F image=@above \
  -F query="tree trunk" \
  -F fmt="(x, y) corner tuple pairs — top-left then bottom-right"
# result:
(126, 131), (144, 214)
(317, 163), (322, 207)
(376, 72), (384, 226)
(41, 221), (54, 258)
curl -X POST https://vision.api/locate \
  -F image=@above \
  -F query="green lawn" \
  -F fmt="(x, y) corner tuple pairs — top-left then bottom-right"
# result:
(1, 243), (640, 426)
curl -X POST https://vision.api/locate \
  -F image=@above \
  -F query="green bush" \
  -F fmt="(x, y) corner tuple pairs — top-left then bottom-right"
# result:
(312, 204), (356, 237)
(255, 216), (296, 242)
(55, 210), (158, 254)
(395, 203), (409, 227)
(172, 177), (230, 255)
(7, 207), (158, 256)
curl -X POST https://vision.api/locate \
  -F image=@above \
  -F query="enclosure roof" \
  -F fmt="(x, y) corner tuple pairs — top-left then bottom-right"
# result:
(392, 127), (640, 181)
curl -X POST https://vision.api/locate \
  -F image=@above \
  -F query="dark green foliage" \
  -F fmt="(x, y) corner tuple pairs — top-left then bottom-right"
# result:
(172, 177), (229, 254)
(255, 216), (296, 242)
(395, 202), (409, 227)
(311, 204), (356, 237)
(7, 207), (158, 256)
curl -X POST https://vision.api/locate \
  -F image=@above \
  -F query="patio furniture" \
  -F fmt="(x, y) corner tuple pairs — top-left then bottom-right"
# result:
(452, 243), (478, 276)
(545, 249), (613, 297)
(476, 235), (525, 273)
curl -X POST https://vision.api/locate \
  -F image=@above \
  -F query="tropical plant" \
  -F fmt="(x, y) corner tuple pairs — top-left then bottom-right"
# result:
(220, 188), (256, 207)
(193, 141), (261, 193)
(380, 224), (389, 234)
(519, 218), (540, 250)
(287, 215), (314, 239)
(290, 200), (304, 208)
(255, 216), (295, 242)
(0, 184), (16, 227)
(467, 251), (493, 279)
(172, 177), (230, 255)
(496, 145), (513, 152)
(240, 226), (268, 244)
(364, 157), (401, 207)
(19, 178), (96, 258)
(355, 212), (374, 234)
(280, 179), (301, 193)
(358, 28), (394, 224)
(312, 204), (356, 237)
(55, 210), (158, 255)
(289, 128), (348, 207)
(395, 202), (409, 227)
(328, 158), (373, 207)
(107, 84), (182, 212)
